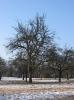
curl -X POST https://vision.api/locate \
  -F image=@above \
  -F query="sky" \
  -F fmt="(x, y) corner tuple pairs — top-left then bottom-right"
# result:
(0, 0), (74, 60)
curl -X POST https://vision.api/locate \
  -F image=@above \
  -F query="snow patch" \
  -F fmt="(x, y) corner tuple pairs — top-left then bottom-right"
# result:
(0, 92), (73, 100)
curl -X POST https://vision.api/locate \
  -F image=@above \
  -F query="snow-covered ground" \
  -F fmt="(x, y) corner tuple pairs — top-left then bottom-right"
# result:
(0, 77), (74, 100)
(0, 85), (73, 100)
(1, 77), (70, 82)
(0, 92), (74, 100)
(2, 77), (22, 81)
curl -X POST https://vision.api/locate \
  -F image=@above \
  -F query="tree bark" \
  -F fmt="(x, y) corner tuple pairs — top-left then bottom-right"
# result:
(0, 73), (2, 81)
(28, 54), (32, 83)
(29, 72), (32, 83)
(25, 73), (27, 82)
(22, 73), (24, 80)
(59, 70), (62, 83)
(67, 73), (69, 80)
(54, 70), (56, 79)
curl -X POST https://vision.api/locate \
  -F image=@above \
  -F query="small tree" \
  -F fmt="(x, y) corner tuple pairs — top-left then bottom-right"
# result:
(63, 48), (74, 80)
(0, 57), (6, 80)
(47, 47), (74, 83)
(13, 52), (28, 82)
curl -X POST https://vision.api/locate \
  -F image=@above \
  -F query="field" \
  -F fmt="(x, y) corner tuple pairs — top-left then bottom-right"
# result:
(0, 77), (74, 100)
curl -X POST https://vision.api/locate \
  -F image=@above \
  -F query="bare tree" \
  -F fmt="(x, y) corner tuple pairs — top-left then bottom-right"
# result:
(7, 15), (54, 83)
(47, 47), (74, 83)
(12, 52), (28, 82)
(0, 57), (6, 80)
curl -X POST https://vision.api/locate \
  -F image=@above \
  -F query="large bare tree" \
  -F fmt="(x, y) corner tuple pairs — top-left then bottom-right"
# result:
(7, 15), (54, 83)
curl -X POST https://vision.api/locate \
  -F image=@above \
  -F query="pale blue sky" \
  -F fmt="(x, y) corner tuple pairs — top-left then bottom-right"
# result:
(0, 0), (74, 59)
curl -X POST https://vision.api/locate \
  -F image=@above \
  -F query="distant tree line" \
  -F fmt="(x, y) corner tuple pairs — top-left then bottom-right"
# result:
(0, 14), (74, 83)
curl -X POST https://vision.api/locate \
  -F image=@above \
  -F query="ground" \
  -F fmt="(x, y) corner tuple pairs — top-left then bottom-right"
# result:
(0, 77), (74, 100)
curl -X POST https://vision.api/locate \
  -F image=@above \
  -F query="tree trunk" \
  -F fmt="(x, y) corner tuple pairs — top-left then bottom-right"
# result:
(67, 73), (69, 80)
(59, 71), (62, 83)
(28, 57), (32, 83)
(0, 73), (2, 81)
(54, 70), (56, 79)
(29, 72), (32, 83)
(25, 73), (27, 82)
(0, 76), (1, 81)
(22, 73), (24, 80)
